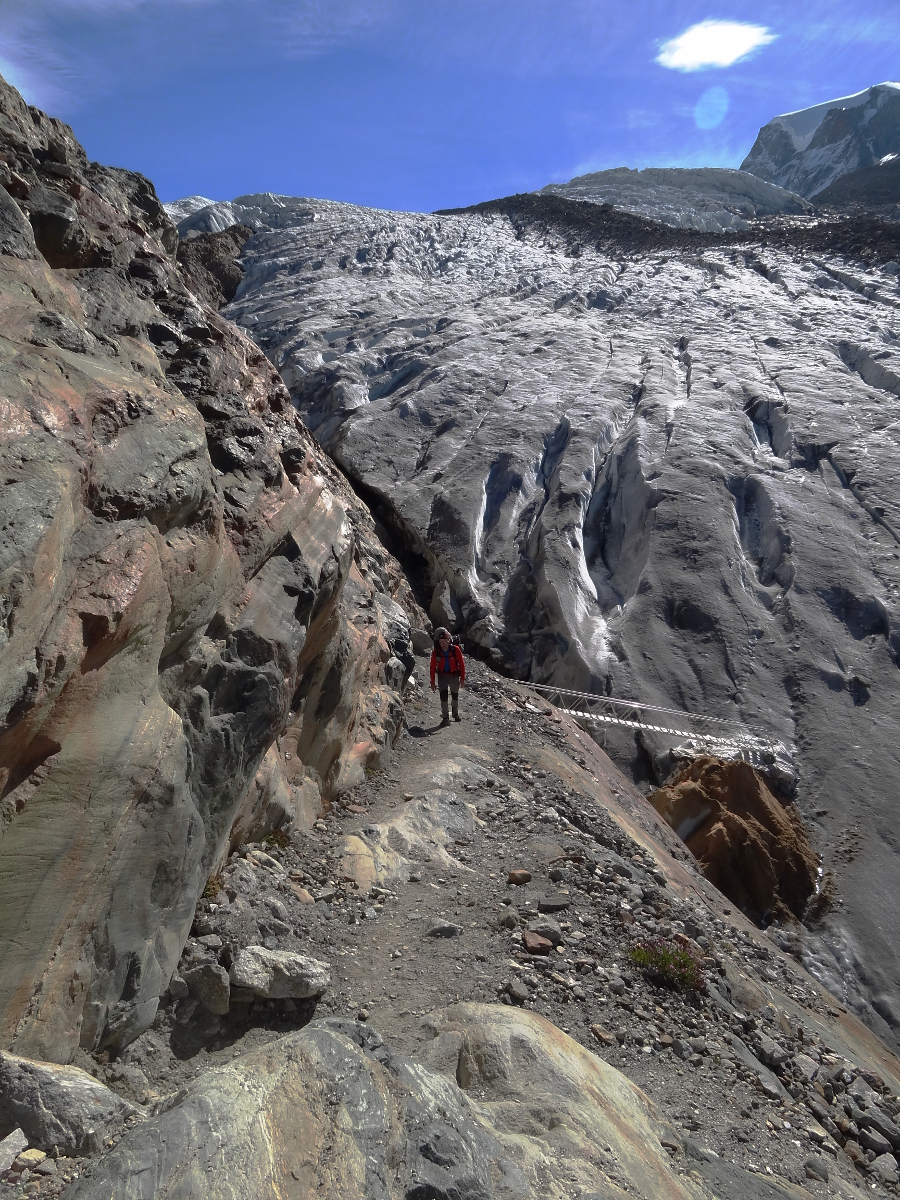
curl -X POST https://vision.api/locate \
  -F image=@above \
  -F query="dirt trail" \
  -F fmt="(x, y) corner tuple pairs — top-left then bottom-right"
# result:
(49, 655), (897, 1200)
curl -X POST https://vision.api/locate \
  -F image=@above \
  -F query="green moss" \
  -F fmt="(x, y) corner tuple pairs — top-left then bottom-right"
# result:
(629, 937), (706, 993)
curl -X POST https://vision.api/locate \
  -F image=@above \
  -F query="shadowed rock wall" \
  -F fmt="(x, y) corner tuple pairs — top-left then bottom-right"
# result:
(0, 75), (418, 1064)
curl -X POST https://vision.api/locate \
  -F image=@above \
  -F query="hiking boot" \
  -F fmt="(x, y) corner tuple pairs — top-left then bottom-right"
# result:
(453, 712), (461, 722)
(440, 716), (451, 727)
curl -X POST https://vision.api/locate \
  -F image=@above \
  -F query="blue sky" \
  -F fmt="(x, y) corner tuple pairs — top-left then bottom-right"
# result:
(1, 1), (898, 211)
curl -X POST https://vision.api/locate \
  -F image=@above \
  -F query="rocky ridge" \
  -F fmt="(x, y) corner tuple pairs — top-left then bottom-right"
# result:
(540, 166), (812, 232)
(209, 186), (900, 1050)
(814, 157), (900, 220)
(0, 72), (420, 1068)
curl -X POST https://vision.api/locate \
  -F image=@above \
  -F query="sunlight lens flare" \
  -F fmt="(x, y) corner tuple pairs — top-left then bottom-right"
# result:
(656, 19), (776, 72)
(694, 86), (729, 129)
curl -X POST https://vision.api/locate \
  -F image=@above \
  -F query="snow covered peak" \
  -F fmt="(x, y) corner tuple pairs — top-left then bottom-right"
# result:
(742, 82), (900, 197)
(775, 82), (900, 152)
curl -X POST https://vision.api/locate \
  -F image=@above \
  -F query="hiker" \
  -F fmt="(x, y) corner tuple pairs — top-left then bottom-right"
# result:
(430, 627), (465, 726)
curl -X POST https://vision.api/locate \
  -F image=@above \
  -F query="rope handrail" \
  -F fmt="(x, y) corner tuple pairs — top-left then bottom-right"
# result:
(524, 683), (792, 784)
(527, 683), (743, 729)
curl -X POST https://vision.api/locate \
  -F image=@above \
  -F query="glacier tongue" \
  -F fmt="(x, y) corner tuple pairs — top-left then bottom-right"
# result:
(212, 191), (900, 1050)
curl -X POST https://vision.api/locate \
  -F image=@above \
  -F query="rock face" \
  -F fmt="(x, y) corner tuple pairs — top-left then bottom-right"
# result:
(814, 156), (900, 217)
(541, 166), (812, 231)
(216, 189), (900, 1048)
(649, 757), (819, 925)
(741, 82), (900, 197)
(0, 73), (419, 1065)
(174, 223), (252, 307)
(64, 1006), (705, 1200)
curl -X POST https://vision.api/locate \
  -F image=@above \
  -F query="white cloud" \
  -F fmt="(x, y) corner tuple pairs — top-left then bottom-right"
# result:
(656, 19), (776, 72)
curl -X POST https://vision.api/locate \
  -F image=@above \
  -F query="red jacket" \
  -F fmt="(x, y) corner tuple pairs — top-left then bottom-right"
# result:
(430, 643), (465, 688)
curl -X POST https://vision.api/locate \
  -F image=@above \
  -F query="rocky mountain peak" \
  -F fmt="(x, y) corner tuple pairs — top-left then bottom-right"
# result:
(741, 82), (900, 198)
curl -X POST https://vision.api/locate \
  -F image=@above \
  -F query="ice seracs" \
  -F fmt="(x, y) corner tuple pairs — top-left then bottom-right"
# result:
(195, 190), (900, 1051)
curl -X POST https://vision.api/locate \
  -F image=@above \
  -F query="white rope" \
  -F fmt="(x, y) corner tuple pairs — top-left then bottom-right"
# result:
(528, 685), (777, 753)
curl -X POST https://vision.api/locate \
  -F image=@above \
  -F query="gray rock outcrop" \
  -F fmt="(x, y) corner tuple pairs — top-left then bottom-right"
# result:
(741, 82), (900, 197)
(64, 1006), (703, 1200)
(218, 190), (900, 1049)
(0, 73), (419, 1064)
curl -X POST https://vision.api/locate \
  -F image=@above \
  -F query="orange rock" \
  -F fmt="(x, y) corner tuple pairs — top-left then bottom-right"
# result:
(508, 869), (532, 886)
(650, 757), (818, 924)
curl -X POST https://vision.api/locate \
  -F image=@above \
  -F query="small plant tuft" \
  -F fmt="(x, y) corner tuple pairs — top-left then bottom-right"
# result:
(263, 828), (291, 849)
(202, 872), (223, 900)
(629, 936), (706, 994)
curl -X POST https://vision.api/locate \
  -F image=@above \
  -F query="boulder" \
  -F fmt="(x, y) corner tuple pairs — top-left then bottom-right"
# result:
(228, 947), (330, 999)
(182, 963), (231, 1016)
(0, 1051), (136, 1156)
(62, 1007), (701, 1200)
